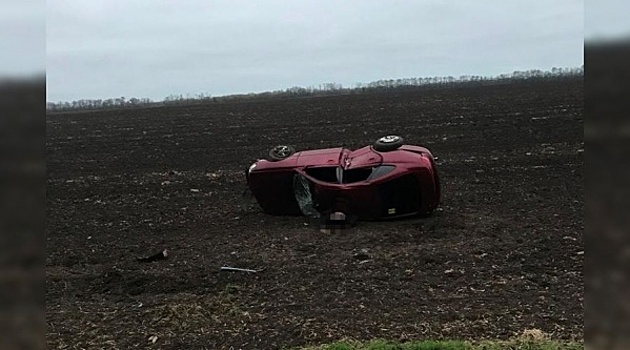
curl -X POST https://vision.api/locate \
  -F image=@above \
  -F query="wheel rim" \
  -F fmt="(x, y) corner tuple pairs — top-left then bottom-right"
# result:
(272, 145), (291, 158)
(378, 135), (400, 143)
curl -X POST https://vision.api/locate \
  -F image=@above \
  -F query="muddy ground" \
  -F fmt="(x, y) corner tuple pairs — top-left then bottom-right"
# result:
(46, 78), (583, 349)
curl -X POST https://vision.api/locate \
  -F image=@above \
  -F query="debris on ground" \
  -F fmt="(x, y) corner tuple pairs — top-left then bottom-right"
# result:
(353, 248), (371, 261)
(136, 249), (168, 263)
(220, 266), (261, 273)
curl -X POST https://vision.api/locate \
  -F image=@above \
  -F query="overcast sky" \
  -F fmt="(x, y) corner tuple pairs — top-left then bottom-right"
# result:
(0, 0), (45, 77)
(44, 0), (591, 102)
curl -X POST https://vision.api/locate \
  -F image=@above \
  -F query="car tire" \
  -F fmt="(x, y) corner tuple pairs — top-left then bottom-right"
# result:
(373, 135), (404, 152)
(268, 145), (296, 161)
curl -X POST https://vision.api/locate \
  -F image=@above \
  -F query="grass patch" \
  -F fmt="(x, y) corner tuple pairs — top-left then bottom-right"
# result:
(298, 332), (583, 350)
(301, 339), (582, 350)
(311, 339), (470, 350)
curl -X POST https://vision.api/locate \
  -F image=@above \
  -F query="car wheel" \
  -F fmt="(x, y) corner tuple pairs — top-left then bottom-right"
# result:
(268, 145), (296, 161)
(373, 135), (404, 152)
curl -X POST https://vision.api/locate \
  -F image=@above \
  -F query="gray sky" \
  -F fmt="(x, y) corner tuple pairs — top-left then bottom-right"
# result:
(0, 0), (45, 77)
(585, 0), (630, 41)
(44, 0), (589, 102)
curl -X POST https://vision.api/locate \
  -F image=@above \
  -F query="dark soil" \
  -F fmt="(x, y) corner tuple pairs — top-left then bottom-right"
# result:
(46, 78), (583, 349)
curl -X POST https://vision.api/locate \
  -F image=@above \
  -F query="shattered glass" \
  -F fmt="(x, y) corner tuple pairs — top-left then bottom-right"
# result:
(293, 174), (320, 218)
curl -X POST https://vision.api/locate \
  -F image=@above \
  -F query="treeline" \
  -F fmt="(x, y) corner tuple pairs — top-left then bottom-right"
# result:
(46, 96), (154, 112)
(46, 66), (583, 112)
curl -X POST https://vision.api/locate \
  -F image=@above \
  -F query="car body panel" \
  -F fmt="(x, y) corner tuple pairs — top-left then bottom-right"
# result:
(344, 146), (382, 169)
(253, 147), (344, 170)
(247, 143), (440, 220)
(297, 147), (345, 167)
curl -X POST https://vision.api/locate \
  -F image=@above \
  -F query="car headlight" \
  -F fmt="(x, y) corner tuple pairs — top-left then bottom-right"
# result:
(248, 163), (257, 173)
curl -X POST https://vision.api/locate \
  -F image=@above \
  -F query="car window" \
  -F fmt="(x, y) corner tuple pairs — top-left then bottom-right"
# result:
(342, 165), (396, 183)
(305, 166), (339, 183)
(343, 167), (373, 183)
(305, 165), (396, 184)
(367, 165), (395, 180)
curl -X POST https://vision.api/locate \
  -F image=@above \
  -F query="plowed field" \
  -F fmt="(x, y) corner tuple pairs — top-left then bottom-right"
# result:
(46, 78), (583, 349)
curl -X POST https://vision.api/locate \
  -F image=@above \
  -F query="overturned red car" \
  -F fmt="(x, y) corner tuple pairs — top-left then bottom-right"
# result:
(246, 135), (441, 220)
